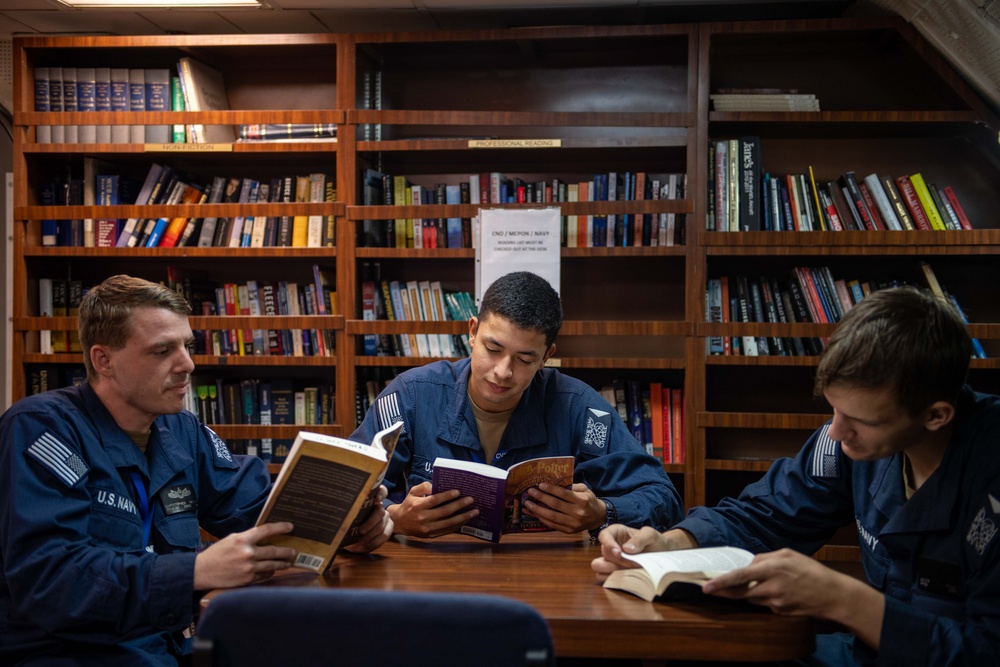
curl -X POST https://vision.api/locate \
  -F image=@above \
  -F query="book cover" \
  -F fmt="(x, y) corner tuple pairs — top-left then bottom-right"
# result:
(76, 67), (97, 144)
(34, 66), (51, 143)
(943, 186), (974, 230)
(109, 68), (130, 144)
(256, 421), (402, 572)
(603, 546), (754, 602)
(62, 67), (78, 143)
(431, 456), (574, 543)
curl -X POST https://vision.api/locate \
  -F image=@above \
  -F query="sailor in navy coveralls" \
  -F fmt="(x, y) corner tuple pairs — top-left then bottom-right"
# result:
(0, 275), (392, 666)
(593, 287), (1000, 666)
(351, 271), (682, 539)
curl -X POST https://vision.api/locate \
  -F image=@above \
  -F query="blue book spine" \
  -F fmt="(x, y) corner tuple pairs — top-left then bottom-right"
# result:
(144, 218), (169, 247)
(34, 67), (50, 111)
(445, 184), (462, 248)
(762, 173), (772, 232)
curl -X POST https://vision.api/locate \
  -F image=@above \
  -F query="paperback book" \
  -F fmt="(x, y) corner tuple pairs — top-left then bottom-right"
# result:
(256, 421), (402, 573)
(431, 456), (574, 543)
(603, 546), (754, 601)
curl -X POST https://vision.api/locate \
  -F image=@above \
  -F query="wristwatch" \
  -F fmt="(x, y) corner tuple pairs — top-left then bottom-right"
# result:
(590, 498), (618, 539)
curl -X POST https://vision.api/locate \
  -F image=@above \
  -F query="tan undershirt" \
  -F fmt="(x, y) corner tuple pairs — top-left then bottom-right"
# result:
(902, 454), (918, 500)
(469, 393), (515, 462)
(126, 430), (150, 455)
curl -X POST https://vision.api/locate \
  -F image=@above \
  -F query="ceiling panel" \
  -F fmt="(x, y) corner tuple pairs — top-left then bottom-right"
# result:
(1, 10), (166, 36)
(219, 8), (337, 32)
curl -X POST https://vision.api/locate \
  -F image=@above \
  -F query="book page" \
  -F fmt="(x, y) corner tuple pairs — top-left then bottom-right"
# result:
(623, 546), (754, 583)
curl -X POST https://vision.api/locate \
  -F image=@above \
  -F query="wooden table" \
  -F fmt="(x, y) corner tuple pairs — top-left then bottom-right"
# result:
(203, 532), (815, 662)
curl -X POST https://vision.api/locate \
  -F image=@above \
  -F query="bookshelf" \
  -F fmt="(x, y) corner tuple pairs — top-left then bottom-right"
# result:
(11, 19), (1000, 557)
(694, 17), (1000, 560)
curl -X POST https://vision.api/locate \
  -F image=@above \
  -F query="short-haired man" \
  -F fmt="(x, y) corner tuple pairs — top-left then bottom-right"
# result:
(0, 275), (392, 666)
(352, 271), (682, 538)
(593, 287), (1000, 665)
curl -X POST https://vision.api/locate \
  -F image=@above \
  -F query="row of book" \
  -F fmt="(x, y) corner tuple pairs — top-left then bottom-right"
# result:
(705, 262), (986, 358)
(361, 273), (476, 358)
(27, 365), (86, 396)
(182, 378), (335, 463)
(33, 60), (336, 145)
(360, 169), (687, 249)
(708, 136), (974, 232)
(710, 91), (820, 112)
(38, 278), (85, 355)
(41, 161), (336, 248)
(599, 381), (685, 465)
(176, 275), (338, 359)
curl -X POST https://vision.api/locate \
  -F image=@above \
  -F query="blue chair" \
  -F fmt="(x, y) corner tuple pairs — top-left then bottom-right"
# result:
(194, 587), (554, 666)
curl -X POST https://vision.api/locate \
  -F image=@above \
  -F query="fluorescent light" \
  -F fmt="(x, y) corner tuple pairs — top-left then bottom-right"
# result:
(57, 0), (261, 7)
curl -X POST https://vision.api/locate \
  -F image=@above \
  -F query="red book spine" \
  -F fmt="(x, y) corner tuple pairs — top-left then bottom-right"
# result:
(895, 176), (932, 231)
(858, 182), (885, 230)
(943, 186), (974, 230)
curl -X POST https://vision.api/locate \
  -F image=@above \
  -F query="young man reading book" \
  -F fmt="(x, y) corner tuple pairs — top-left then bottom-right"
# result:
(0, 275), (392, 666)
(351, 271), (682, 538)
(593, 287), (1000, 665)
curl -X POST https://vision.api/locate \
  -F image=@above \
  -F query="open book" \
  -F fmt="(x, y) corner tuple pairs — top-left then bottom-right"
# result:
(603, 546), (755, 601)
(256, 421), (402, 572)
(431, 456), (573, 543)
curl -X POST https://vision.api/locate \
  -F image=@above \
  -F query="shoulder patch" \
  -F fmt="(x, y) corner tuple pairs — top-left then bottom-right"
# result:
(968, 506), (999, 556)
(375, 392), (405, 434)
(810, 424), (840, 479)
(26, 432), (88, 487)
(205, 427), (234, 464)
(582, 407), (611, 455)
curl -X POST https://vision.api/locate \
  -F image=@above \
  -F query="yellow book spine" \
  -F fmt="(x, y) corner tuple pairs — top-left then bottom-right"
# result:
(909, 173), (946, 231)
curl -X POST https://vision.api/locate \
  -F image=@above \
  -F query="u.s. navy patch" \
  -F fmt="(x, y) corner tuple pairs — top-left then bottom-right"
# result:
(159, 484), (198, 515)
(967, 506), (998, 555)
(810, 424), (840, 479)
(206, 427), (233, 463)
(27, 432), (88, 487)
(582, 408), (611, 455)
(375, 392), (405, 434)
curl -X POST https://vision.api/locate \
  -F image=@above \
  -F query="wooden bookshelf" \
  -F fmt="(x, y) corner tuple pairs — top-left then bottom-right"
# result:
(11, 18), (1000, 562)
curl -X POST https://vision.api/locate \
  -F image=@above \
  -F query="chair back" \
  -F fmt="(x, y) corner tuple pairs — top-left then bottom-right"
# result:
(195, 587), (554, 666)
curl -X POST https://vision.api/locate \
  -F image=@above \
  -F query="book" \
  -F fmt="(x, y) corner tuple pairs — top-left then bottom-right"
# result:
(128, 68), (146, 144)
(430, 456), (574, 543)
(908, 173), (947, 231)
(144, 68), (171, 143)
(177, 57), (236, 143)
(33, 66), (51, 143)
(602, 546), (754, 602)
(93, 67), (112, 143)
(62, 67), (78, 143)
(256, 421), (403, 573)
(238, 123), (337, 141)
(110, 68), (130, 143)
(738, 136), (761, 231)
(76, 67), (97, 144)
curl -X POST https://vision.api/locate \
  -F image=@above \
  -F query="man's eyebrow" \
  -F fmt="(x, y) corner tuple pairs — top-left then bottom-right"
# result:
(484, 335), (539, 357)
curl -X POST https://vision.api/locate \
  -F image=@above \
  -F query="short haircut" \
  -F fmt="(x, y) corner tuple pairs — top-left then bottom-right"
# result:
(78, 274), (190, 378)
(478, 272), (563, 347)
(814, 287), (972, 414)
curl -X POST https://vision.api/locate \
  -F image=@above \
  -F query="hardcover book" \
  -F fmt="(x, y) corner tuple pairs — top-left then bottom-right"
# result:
(256, 421), (402, 573)
(603, 546), (754, 602)
(431, 456), (574, 543)
(177, 57), (236, 143)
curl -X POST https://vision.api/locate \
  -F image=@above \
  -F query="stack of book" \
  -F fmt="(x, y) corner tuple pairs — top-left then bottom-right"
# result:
(710, 90), (820, 112)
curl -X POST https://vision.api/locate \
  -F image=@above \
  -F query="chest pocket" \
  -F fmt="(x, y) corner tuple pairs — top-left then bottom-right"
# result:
(90, 486), (143, 549)
(155, 512), (201, 553)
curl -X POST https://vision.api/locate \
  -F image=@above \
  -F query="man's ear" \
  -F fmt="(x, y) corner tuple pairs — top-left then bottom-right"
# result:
(542, 343), (556, 363)
(90, 345), (113, 378)
(468, 316), (479, 342)
(923, 400), (955, 432)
